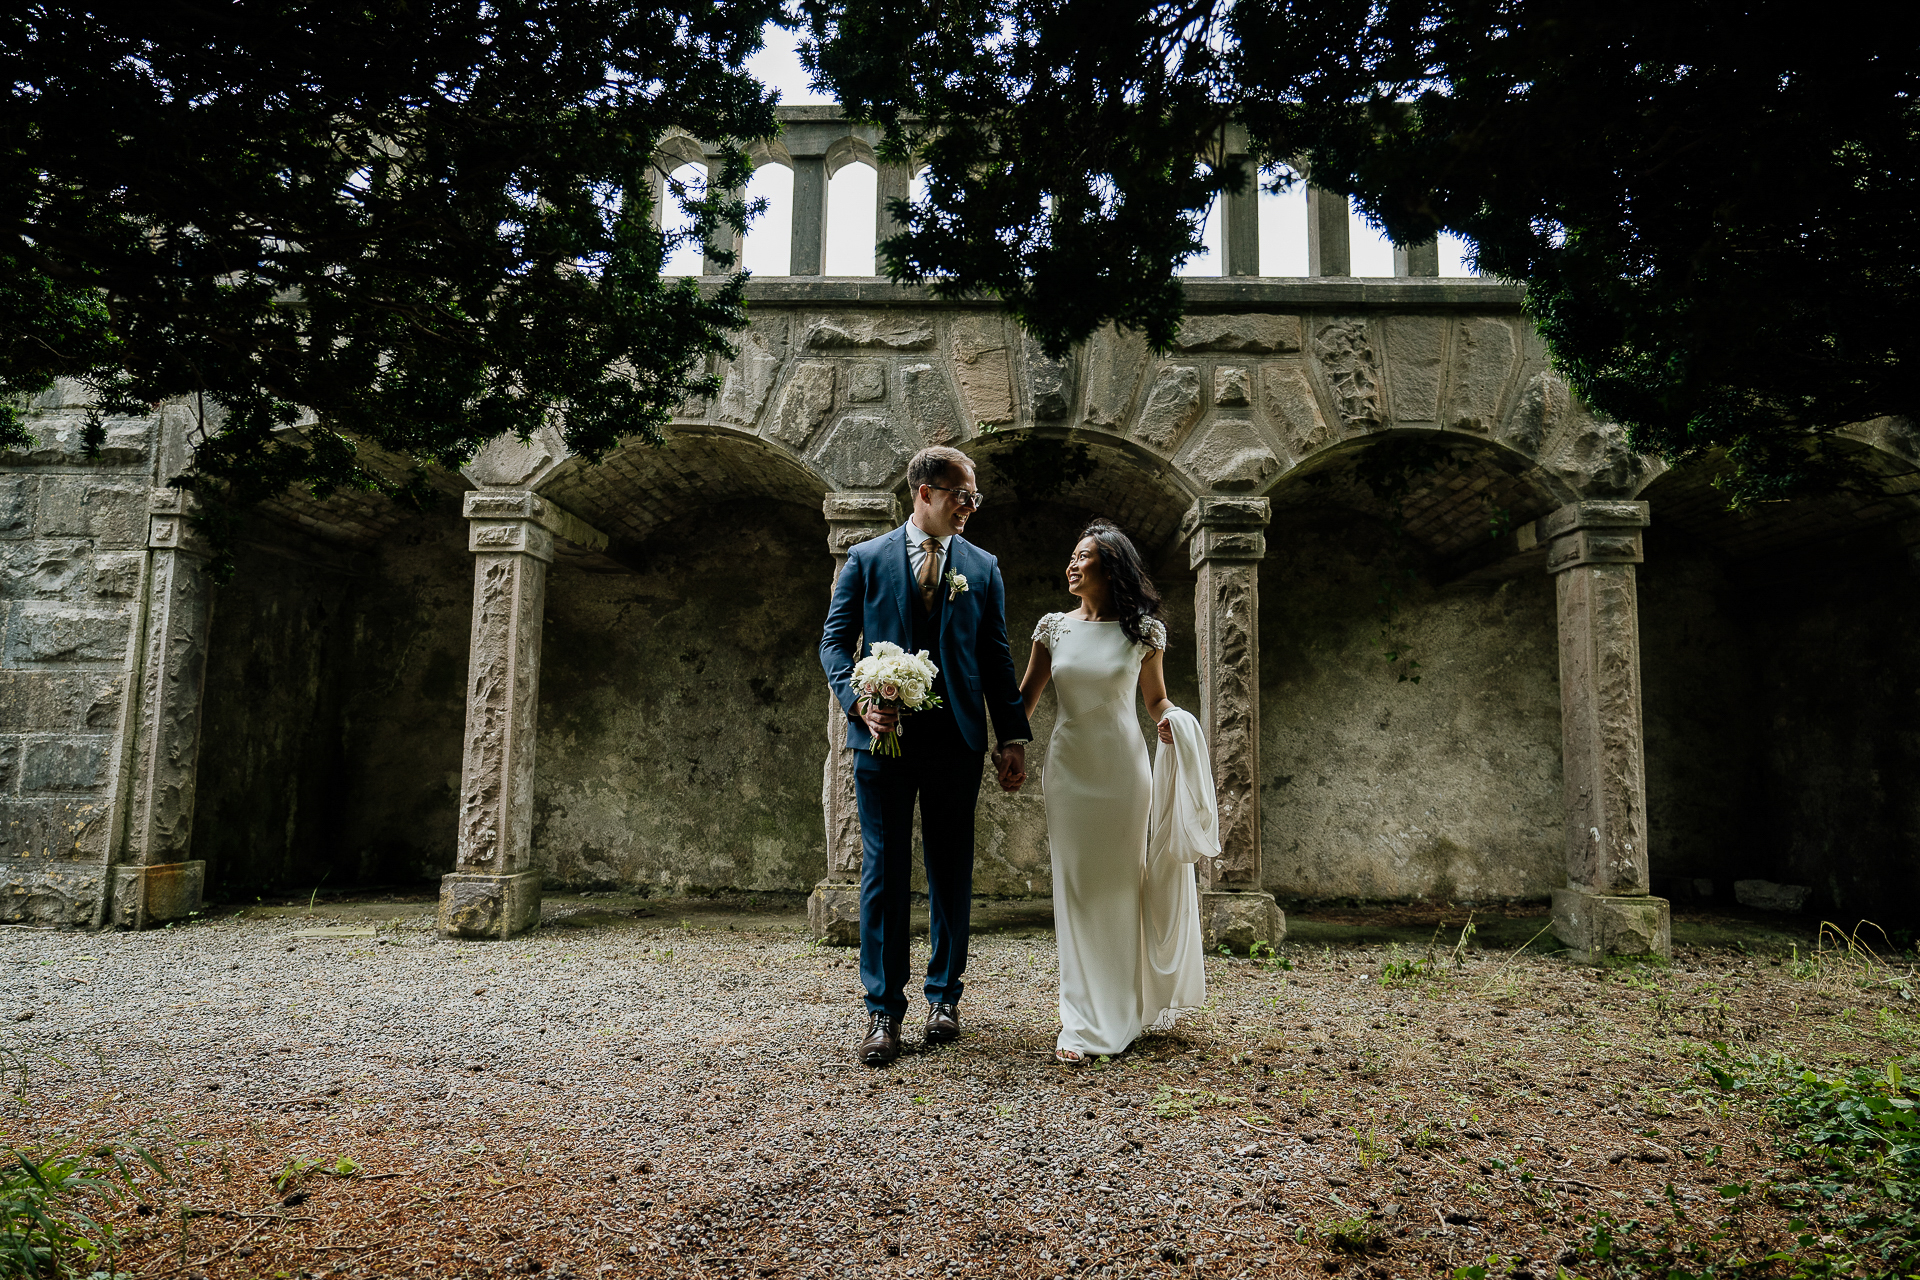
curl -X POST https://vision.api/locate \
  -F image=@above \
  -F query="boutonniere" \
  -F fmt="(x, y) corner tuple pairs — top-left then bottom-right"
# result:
(945, 569), (969, 602)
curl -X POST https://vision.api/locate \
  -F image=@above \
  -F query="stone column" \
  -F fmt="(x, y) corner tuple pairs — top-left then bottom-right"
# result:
(109, 489), (213, 928)
(875, 160), (913, 273)
(1184, 497), (1285, 952)
(439, 491), (555, 940)
(1544, 500), (1671, 963)
(1393, 239), (1440, 277)
(1306, 186), (1351, 277)
(807, 492), (900, 943)
(790, 155), (829, 276)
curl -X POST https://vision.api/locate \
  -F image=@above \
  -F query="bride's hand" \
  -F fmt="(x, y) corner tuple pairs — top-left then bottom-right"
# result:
(1156, 715), (1174, 745)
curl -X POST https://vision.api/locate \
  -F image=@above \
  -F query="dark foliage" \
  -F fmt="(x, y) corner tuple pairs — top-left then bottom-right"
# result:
(804, 0), (1919, 505)
(1, 1), (780, 573)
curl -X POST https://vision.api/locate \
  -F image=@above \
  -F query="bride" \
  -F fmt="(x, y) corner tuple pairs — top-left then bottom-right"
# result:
(1019, 520), (1207, 1062)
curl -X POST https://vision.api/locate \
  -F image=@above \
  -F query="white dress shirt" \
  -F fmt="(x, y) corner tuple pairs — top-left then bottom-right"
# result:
(903, 517), (952, 585)
(898, 518), (1027, 747)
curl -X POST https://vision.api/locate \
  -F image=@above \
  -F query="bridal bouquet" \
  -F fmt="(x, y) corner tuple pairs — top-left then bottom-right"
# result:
(852, 641), (943, 757)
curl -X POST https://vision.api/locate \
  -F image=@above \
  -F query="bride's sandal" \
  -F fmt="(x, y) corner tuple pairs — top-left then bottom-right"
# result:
(1055, 1048), (1084, 1064)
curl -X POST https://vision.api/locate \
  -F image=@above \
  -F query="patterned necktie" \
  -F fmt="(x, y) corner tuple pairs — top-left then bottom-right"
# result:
(918, 537), (941, 611)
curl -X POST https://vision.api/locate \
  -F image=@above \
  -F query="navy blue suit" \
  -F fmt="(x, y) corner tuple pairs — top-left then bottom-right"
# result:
(820, 526), (1031, 1020)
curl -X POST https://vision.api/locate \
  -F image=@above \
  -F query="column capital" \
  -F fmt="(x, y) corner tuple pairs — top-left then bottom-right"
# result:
(148, 487), (212, 557)
(1544, 500), (1649, 574)
(823, 491), (900, 555)
(1185, 497), (1269, 570)
(462, 489), (607, 554)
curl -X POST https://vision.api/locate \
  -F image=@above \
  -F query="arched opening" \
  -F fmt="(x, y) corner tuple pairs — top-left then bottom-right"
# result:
(1637, 441), (1920, 924)
(956, 433), (1201, 895)
(824, 158), (878, 276)
(1257, 432), (1572, 905)
(192, 478), (477, 901)
(658, 159), (710, 277)
(531, 430), (834, 894)
(742, 157), (794, 276)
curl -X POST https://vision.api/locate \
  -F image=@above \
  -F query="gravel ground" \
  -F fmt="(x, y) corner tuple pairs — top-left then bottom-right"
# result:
(0, 897), (1875, 1279)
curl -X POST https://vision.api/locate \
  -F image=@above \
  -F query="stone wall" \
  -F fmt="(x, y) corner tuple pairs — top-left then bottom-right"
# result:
(0, 385), (164, 925)
(1258, 504), (1564, 903)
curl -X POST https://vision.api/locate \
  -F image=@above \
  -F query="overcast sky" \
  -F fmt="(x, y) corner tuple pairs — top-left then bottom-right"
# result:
(663, 23), (1471, 278)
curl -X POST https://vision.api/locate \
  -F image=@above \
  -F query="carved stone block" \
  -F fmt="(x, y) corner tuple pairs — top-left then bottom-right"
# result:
(1133, 366), (1203, 453)
(1555, 557), (1648, 896)
(1260, 366), (1333, 461)
(438, 871), (543, 940)
(0, 862), (108, 927)
(949, 316), (1015, 427)
(1199, 890), (1286, 954)
(717, 329), (783, 426)
(1022, 334), (1074, 420)
(812, 413), (916, 489)
(1194, 560), (1262, 886)
(902, 362), (962, 443)
(1311, 320), (1383, 431)
(846, 362), (887, 403)
(110, 860), (206, 929)
(1550, 889), (1671, 964)
(804, 314), (935, 351)
(1175, 315), (1301, 353)
(1384, 315), (1445, 424)
(1184, 418), (1278, 493)
(3, 603), (133, 666)
(768, 362), (838, 450)
(1082, 324), (1152, 429)
(807, 881), (862, 946)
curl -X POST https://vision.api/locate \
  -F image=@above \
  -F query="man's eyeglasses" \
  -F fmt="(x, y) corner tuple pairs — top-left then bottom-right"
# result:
(925, 485), (986, 509)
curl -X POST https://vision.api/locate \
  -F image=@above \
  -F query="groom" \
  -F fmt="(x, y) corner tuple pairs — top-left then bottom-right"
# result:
(820, 445), (1032, 1066)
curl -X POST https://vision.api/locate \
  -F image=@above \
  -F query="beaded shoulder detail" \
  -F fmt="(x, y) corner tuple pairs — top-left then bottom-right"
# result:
(1139, 617), (1169, 652)
(1032, 612), (1069, 650)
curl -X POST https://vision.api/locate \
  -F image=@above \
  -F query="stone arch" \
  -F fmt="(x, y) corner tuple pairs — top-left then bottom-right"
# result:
(959, 428), (1199, 559)
(533, 424), (831, 554)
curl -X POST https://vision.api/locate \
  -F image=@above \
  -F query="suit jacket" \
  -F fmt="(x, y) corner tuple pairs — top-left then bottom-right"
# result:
(820, 526), (1032, 754)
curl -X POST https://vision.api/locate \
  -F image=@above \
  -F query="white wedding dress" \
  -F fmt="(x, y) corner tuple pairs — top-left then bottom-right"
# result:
(1036, 613), (1206, 1058)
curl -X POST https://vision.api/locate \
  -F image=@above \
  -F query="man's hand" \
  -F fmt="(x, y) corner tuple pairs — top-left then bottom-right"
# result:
(993, 742), (1027, 792)
(857, 698), (898, 738)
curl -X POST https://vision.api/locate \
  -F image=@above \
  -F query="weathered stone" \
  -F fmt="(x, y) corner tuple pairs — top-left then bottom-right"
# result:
(1188, 498), (1269, 892)
(1175, 314), (1301, 354)
(1733, 879), (1812, 913)
(438, 871), (542, 940)
(92, 552), (142, 598)
(2, 415), (153, 466)
(120, 539), (214, 875)
(1214, 367), (1252, 407)
(1384, 315), (1446, 424)
(0, 475), (33, 538)
(767, 361), (838, 451)
(1840, 415), (1920, 465)
(0, 672), (101, 731)
(813, 413), (916, 489)
(0, 739), (13, 791)
(1022, 334), (1074, 420)
(0, 543), (86, 599)
(846, 362), (886, 403)
(34, 481), (147, 545)
(1448, 317), (1518, 433)
(0, 796), (110, 860)
(902, 362), (962, 444)
(110, 861), (206, 929)
(1312, 320), (1383, 432)
(19, 739), (108, 792)
(804, 313), (935, 351)
(0, 862), (107, 928)
(4, 604), (133, 666)
(1133, 366), (1204, 453)
(1550, 889), (1671, 964)
(1185, 418), (1279, 492)
(807, 881), (861, 946)
(1539, 413), (1657, 498)
(1552, 509), (1648, 899)
(1260, 366), (1334, 462)
(1200, 890), (1287, 954)
(716, 329), (783, 426)
(1082, 324), (1152, 429)
(949, 316), (1016, 427)
(456, 546), (547, 878)
(461, 491), (606, 554)
(463, 424), (566, 489)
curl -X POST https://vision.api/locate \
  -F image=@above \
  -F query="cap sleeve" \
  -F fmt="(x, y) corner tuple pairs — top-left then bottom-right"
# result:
(1032, 612), (1066, 650)
(1141, 617), (1168, 652)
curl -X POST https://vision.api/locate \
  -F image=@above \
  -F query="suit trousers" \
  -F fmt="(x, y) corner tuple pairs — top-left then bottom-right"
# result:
(852, 715), (983, 1021)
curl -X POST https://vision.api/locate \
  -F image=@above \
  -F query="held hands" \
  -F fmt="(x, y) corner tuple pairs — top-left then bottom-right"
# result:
(992, 742), (1027, 793)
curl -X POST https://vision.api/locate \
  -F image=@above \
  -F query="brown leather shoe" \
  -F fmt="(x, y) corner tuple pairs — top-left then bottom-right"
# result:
(924, 1002), (960, 1045)
(859, 1012), (902, 1066)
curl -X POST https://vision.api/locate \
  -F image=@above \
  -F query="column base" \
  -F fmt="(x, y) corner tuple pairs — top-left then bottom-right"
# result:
(1200, 890), (1287, 955)
(111, 861), (206, 930)
(1551, 888), (1671, 965)
(807, 880), (861, 946)
(438, 871), (542, 940)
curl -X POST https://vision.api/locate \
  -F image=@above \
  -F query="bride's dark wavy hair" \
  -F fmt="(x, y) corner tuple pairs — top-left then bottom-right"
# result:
(1080, 519), (1164, 648)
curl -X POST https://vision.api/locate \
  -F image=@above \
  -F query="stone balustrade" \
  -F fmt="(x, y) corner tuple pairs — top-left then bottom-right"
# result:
(656, 109), (1439, 279)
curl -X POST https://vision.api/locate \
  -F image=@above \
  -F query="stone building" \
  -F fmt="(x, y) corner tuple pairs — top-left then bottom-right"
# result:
(5, 108), (1919, 958)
